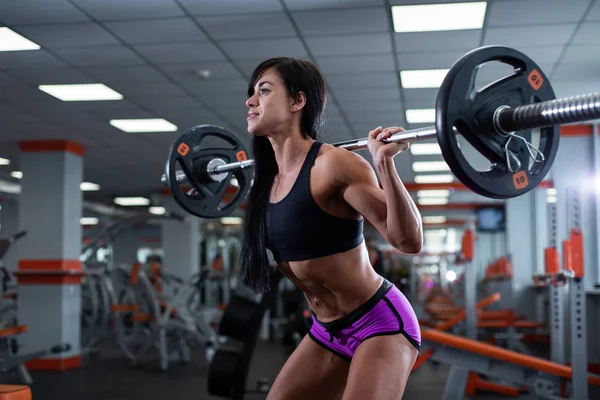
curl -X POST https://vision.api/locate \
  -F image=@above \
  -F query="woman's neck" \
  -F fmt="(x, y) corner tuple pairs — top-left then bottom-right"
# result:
(269, 131), (314, 175)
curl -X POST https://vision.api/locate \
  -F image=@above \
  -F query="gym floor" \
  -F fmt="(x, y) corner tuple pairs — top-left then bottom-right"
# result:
(19, 341), (520, 400)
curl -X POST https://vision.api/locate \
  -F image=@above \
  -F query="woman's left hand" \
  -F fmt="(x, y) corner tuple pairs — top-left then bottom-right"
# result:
(368, 126), (410, 162)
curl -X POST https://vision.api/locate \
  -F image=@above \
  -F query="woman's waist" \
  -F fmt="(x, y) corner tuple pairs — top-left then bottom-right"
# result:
(306, 275), (389, 326)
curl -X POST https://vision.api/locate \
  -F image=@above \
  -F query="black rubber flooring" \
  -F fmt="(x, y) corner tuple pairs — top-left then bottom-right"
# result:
(1, 339), (560, 400)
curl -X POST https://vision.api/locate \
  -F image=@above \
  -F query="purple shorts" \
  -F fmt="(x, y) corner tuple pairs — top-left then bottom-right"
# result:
(308, 279), (421, 361)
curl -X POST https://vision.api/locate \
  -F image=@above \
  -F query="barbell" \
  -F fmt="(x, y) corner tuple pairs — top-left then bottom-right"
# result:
(161, 46), (600, 219)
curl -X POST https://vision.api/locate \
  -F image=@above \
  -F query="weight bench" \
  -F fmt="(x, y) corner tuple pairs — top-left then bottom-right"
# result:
(419, 329), (600, 399)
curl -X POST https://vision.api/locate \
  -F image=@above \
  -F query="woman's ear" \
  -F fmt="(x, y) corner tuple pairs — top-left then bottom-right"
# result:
(290, 91), (307, 113)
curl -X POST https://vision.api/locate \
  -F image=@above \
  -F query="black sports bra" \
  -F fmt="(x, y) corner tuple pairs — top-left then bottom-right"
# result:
(266, 142), (364, 262)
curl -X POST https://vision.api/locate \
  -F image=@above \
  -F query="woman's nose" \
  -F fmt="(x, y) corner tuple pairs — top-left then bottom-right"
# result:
(246, 94), (257, 108)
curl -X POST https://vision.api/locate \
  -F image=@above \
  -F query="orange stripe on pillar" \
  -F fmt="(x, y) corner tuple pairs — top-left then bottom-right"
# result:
(19, 140), (84, 157)
(18, 259), (82, 271)
(17, 260), (84, 285)
(560, 125), (594, 136)
(26, 356), (81, 371)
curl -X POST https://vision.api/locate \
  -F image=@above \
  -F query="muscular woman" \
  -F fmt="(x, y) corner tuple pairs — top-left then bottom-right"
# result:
(240, 57), (423, 400)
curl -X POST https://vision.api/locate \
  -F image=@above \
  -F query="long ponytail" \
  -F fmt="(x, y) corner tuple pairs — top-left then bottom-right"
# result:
(240, 58), (326, 294)
(240, 135), (278, 293)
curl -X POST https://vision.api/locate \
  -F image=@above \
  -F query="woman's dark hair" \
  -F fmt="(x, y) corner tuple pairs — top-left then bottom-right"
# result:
(240, 57), (327, 294)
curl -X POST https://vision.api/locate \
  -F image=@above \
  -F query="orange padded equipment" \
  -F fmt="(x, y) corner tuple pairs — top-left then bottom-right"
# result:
(0, 385), (32, 400)
(421, 329), (600, 386)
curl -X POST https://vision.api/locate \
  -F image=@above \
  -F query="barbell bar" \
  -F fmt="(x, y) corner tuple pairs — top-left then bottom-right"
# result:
(160, 92), (600, 186)
(161, 46), (600, 219)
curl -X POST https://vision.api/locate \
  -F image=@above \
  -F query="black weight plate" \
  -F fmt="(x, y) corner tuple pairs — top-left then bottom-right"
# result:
(218, 294), (263, 341)
(436, 46), (559, 199)
(208, 347), (240, 397)
(164, 125), (252, 218)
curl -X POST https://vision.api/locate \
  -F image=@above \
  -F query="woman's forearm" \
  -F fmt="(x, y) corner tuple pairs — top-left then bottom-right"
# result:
(375, 156), (423, 253)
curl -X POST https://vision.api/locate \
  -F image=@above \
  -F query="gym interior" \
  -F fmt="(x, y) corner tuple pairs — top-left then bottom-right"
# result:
(1, 0), (600, 399)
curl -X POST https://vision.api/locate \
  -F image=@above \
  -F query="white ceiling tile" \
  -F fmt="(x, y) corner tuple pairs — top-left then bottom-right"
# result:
(235, 60), (269, 77)
(351, 116), (405, 132)
(403, 98), (435, 110)
(13, 23), (120, 49)
(559, 44), (600, 64)
(324, 131), (354, 144)
(209, 94), (248, 108)
(9, 67), (94, 86)
(71, 0), (185, 21)
(109, 81), (188, 98)
(183, 78), (247, 96)
(104, 18), (206, 44)
(292, 8), (389, 36)
(394, 30), (482, 52)
(0, 0), (90, 24)
(550, 81), (600, 98)
(66, 99), (143, 115)
(316, 54), (396, 75)
(86, 65), (167, 83)
(585, 0), (600, 21)
(196, 12), (296, 40)
(571, 22), (600, 44)
(335, 88), (400, 103)
(179, 0), (283, 15)
(337, 100), (404, 114)
(212, 102), (248, 117)
(551, 63), (600, 81)
(52, 46), (146, 67)
(507, 46), (564, 70)
(389, 0), (478, 3)
(158, 61), (245, 82)
(220, 38), (308, 61)
(306, 33), (392, 56)
(396, 49), (469, 70)
(403, 88), (438, 105)
(133, 96), (203, 111)
(346, 110), (404, 127)
(324, 106), (343, 122)
(0, 50), (70, 70)
(78, 105), (156, 121)
(132, 42), (226, 63)
(326, 72), (398, 91)
(484, 24), (577, 47)
(487, 0), (591, 26)
(284, 0), (384, 10)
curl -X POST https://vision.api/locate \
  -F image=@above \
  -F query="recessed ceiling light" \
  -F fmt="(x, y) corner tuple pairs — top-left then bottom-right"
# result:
(220, 217), (243, 225)
(417, 190), (450, 197)
(149, 206), (166, 215)
(406, 109), (436, 124)
(414, 174), (454, 184)
(0, 157), (9, 166)
(80, 182), (100, 191)
(410, 143), (442, 155)
(391, 2), (488, 33)
(419, 197), (450, 205)
(10, 171), (23, 179)
(38, 83), (123, 101)
(422, 216), (447, 224)
(109, 119), (178, 133)
(114, 197), (150, 206)
(80, 217), (99, 225)
(400, 69), (449, 89)
(412, 161), (450, 172)
(0, 27), (41, 52)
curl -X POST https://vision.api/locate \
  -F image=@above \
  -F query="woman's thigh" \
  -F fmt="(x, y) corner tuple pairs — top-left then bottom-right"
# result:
(342, 334), (418, 400)
(266, 334), (350, 400)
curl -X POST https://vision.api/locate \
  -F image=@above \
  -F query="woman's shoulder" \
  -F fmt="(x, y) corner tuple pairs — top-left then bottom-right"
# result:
(317, 143), (370, 169)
